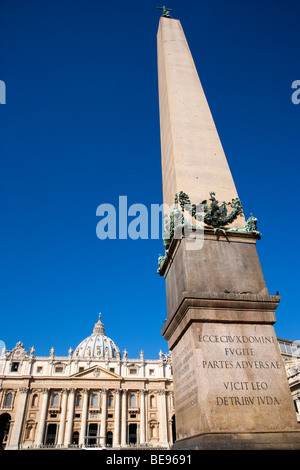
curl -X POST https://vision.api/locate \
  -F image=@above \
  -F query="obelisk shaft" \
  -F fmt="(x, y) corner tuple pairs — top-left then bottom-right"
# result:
(157, 17), (243, 225)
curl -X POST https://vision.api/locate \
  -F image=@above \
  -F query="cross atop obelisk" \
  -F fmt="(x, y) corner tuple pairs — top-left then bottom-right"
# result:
(156, 6), (172, 18)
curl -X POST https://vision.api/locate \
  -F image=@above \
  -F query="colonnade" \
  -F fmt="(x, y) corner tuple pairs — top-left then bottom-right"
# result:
(5, 386), (171, 449)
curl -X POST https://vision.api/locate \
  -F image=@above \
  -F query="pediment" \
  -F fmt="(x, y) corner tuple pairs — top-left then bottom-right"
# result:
(71, 365), (122, 380)
(7, 341), (29, 359)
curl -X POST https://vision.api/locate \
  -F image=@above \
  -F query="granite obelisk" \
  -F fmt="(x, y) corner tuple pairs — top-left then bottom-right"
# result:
(157, 15), (300, 450)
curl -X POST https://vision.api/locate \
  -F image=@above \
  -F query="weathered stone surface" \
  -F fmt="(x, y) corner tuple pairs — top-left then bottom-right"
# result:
(162, 234), (269, 322)
(157, 17), (245, 229)
(172, 431), (300, 450)
(172, 323), (298, 439)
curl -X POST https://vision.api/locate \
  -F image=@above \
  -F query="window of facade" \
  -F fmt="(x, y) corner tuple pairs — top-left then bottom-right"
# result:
(76, 395), (82, 407)
(108, 395), (114, 407)
(4, 393), (12, 407)
(11, 362), (19, 372)
(279, 342), (285, 353)
(128, 423), (137, 445)
(45, 423), (57, 445)
(87, 423), (98, 446)
(91, 393), (98, 407)
(51, 393), (59, 407)
(129, 394), (136, 407)
(106, 431), (113, 446)
(54, 366), (64, 373)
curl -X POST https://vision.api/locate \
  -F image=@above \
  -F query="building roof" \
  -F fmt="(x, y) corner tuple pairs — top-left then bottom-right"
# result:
(73, 314), (120, 359)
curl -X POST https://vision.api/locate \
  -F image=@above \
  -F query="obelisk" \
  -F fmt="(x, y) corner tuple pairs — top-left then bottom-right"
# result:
(157, 14), (300, 450)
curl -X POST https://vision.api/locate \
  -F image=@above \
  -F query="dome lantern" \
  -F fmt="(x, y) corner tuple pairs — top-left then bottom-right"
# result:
(93, 313), (105, 334)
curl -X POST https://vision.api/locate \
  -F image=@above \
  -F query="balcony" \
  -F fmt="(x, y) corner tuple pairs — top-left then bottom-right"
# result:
(128, 407), (140, 413)
(48, 406), (61, 413)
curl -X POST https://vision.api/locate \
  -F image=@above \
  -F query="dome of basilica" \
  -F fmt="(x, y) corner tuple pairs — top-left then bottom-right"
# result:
(73, 314), (120, 359)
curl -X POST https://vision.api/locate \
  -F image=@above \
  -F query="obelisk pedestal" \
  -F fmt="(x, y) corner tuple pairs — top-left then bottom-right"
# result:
(160, 234), (300, 450)
(157, 16), (300, 450)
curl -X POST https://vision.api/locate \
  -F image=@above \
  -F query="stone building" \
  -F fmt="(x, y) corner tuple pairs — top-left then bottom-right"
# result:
(278, 338), (300, 422)
(0, 315), (174, 450)
(0, 315), (299, 450)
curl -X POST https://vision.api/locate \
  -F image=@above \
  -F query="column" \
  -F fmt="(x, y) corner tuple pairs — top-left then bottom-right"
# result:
(113, 389), (121, 447)
(64, 388), (75, 446)
(35, 388), (49, 446)
(121, 390), (127, 446)
(158, 390), (168, 446)
(57, 389), (68, 447)
(139, 390), (146, 445)
(7, 387), (29, 450)
(99, 389), (107, 446)
(79, 389), (89, 447)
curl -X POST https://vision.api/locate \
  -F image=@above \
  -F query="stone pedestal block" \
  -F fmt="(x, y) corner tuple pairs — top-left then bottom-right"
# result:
(161, 235), (300, 450)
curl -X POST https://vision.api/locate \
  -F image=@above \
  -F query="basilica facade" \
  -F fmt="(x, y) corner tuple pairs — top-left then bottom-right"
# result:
(0, 315), (299, 450)
(0, 315), (174, 450)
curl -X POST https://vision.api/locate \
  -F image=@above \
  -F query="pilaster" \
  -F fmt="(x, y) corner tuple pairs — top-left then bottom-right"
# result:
(121, 389), (127, 446)
(79, 388), (89, 447)
(6, 387), (29, 450)
(35, 388), (49, 447)
(113, 389), (121, 447)
(139, 390), (146, 444)
(57, 389), (68, 446)
(99, 389), (107, 446)
(64, 388), (75, 446)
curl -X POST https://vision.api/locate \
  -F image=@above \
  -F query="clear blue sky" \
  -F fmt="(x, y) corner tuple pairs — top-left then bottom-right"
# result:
(0, 0), (299, 358)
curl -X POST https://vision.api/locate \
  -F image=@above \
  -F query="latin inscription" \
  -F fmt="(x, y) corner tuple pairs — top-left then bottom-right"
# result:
(197, 333), (282, 407)
(173, 343), (198, 414)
